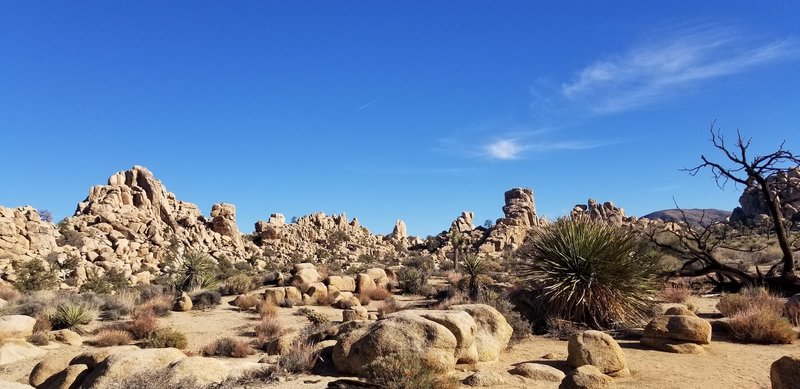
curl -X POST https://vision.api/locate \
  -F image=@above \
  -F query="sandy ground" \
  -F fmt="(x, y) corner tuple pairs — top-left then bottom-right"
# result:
(2, 294), (799, 388)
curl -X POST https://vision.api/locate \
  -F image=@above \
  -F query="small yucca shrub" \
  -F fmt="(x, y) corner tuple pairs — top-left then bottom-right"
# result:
(51, 302), (97, 330)
(517, 217), (660, 330)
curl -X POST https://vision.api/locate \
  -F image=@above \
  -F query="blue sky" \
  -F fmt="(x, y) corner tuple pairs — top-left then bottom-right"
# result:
(1, 2), (799, 237)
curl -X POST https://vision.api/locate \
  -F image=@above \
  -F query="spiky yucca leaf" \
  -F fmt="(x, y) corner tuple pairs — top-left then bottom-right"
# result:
(517, 217), (659, 330)
(52, 302), (97, 329)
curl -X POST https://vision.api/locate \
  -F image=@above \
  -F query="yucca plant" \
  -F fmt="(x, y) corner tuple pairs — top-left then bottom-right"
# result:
(517, 216), (660, 330)
(462, 252), (487, 301)
(51, 302), (97, 330)
(174, 251), (216, 292)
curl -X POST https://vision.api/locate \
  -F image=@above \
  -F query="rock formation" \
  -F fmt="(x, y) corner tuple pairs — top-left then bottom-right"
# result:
(730, 166), (800, 224)
(0, 207), (60, 274)
(479, 188), (542, 253)
(571, 199), (636, 226)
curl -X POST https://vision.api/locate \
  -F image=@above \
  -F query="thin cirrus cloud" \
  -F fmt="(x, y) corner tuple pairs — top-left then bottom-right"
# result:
(482, 137), (615, 160)
(557, 25), (798, 114)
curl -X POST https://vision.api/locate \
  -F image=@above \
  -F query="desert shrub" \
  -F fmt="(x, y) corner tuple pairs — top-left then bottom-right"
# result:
(258, 299), (278, 319)
(219, 274), (254, 296)
(27, 331), (51, 346)
(254, 316), (284, 340)
(92, 329), (133, 347)
(143, 327), (188, 349)
(277, 341), (319, 374)
(138, 284), (166, 301)
(128, 312), (159, 339)
(0, 284), (21, 302)
(103, 369), (204, 389)
(728, 306), (796, 344)
(278, 297), (295, 308)
(377, 296), (401, 315)
(190, 290), (221, 310)
(202, 337), (253, 358)
(517, 217), (660, 330)
(315, 292), (336, 306)
(365, 287), (392, 301)
(134, 295), (173, 318)
(397, 267), (429, 295)
(357, 293), (371, 306)
(302, 309), (330, 324)
(173, 251), (217, 292)
(12, 259), (58, 292)
(101, 290), (139, 319)
(365, 350), (459, 389)
(717, 287), (784, 317)
(33, 314), (53, 333)
(232, 294), (261, 311)
(546, 317), (590, 339)
(785, 298), (800, 326)
(51, 302), (97, 330)
(660, 283), (692, 303)
(404, 255), (435, 274)
(80, 268), (129, 294)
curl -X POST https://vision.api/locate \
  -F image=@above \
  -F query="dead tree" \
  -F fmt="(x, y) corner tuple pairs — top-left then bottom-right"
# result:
(683, 124), (800, 290)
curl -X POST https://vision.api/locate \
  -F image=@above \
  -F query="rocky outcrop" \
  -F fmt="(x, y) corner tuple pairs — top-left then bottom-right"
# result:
(0, 207), (60, 277)
(451, 211), (475, 234)
(572, 199), (635, 226)
(731, 167), (800, 224)
(479, 188), (542, 253)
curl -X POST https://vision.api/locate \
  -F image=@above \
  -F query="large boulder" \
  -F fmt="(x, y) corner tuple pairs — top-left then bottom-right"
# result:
(0, 339), (46, 365)
(263, 287), (286, 304)
(640, 314), (711, 354)
(166, 356), (260, 386)
(326, 276), (356, 292)
(291, 268), (321, 291)
(450, 304), (512, 361)
(462, 370), (508, 387)
(559, 365), (614, 389)
(0, 315), (36, 339)
(51, 329), (83, 346)
(79, 348), (186, 389)
(332, 312), (458, 375)
(173, 292), (193, 312)
(30, 354), (76, 387)
(567, 331), (628, 377)
(394, 309), (478, 364)
(306, 283), (328, 302)
(355, 273), (376, 294)
(40, 364), (89, 389)
(510, 363), (566, 382)
(771, 355), (800, 389)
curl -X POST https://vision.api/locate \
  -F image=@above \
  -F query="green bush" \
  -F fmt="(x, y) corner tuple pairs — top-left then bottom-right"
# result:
(80, 268), (129, 294)
(397, 267), (429, 295)
(12, 259), (58, 292)
(143, 327), (188, 349)
(516, 217), (660, 330)
(219, 274), (254, 295)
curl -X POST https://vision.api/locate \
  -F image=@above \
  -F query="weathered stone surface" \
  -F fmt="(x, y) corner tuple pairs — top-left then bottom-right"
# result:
(571, 199), (633, 226)
(394, 309), (478, 363)
(80, 347), (186, 389)
(355, 273), (376, 294)
(342, 307), (369, 322)
(332, 292), (361, 309)
(0, 315), (36, 339)
(51, 329), (82, 346)
(0, 339), (46, 365)
(664, 306), (696, 317)
(284, 286), (302, 304)
(30, 354), (75, 387)
(731, 167), (800, 224)
(480, 188), (541, 253)
(40, 364), (89, 389)
(332, 312), (458, 375)
(510, 362), (566, 382)
(167, 356), (260, 386)
(326, 276), (356, 292)
(263, 287), (286, 304)
(567, 331), (628, 377)
(640, 337), (705, 354)
(450, 304), (512, 361)
(771, 355), (800, 389)
(173, 292), (193, 312)
(559, 365), (614, 389)
(291, 268), (321, 291)
(306, 283), (328, 302)
(643, 315), (711, 344)
(463, 370), (508, 387)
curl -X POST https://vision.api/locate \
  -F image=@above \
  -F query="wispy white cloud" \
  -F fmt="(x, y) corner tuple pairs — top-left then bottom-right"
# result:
(357, 99), (379, 111)
(549, 25), (798, 114)
(485, 139), (524, 160)
(651, 184), (682, 192)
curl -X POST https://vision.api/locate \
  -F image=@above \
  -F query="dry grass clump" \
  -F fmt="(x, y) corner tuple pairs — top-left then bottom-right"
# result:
(357, 293), (371, 306)
(101, 290), (139, 320)
(315, 293), (336, 306)
(134, 295), (172, 318)
(92, 329), (133, 347)
(785, 298), (800, 326)
(127, 311), (159, 339)
(254, 316), (284, 340)
(0, 284), (22, 302)
(219, 274), (255, 296)
(202, 337), (253, 358)
(728, 305), (796, 344)
(33, 314), (53, 333)
(143, 327), (188, 349)
(277, 341), (319, 374)
(27, 331), (51, 346)
(258, 299), (278, 319)
(377, 297), (401, 315)
(365, 351), (459, 389)
(660, 283), (693, 303)
(717, 287), (784, 317)
(365, 287), (392, 301)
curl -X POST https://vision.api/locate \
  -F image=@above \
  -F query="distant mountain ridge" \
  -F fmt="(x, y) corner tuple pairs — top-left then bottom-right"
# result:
(642, 208), (731, 226)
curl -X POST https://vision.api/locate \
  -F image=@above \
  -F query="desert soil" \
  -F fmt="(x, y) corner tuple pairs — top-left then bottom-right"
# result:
(2, 294), (798, 388)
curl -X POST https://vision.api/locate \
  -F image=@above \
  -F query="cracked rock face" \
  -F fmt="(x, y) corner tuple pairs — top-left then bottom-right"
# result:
(479, 188), (541, 253)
